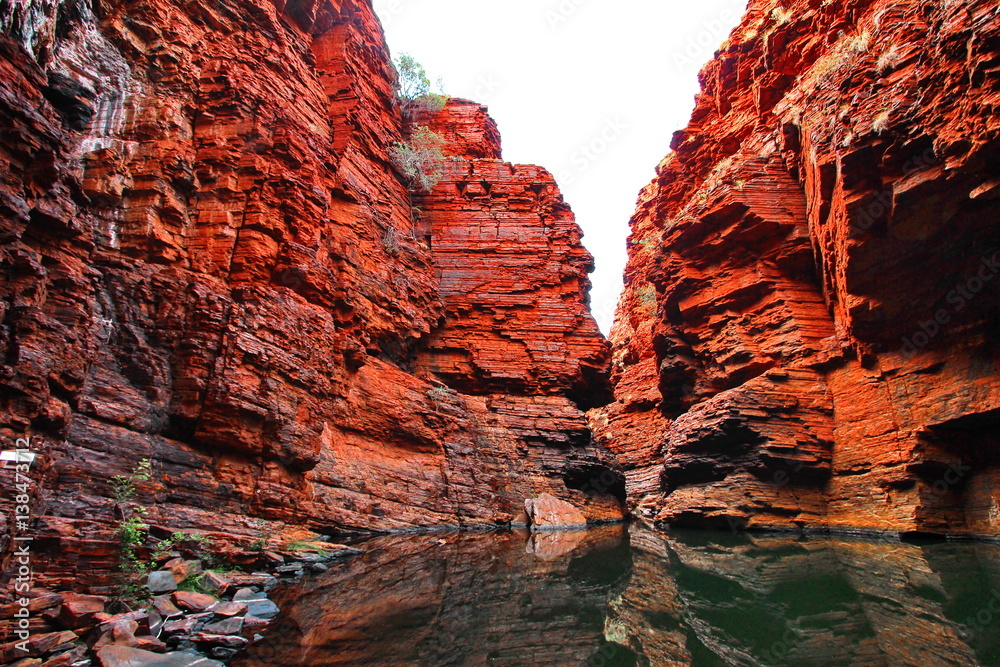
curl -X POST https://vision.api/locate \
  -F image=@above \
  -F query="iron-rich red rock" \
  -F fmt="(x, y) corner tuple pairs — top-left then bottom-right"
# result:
(0, 0), (619, 587)
(524, 494), (588, 531)
(55, 594), (106, 630)
(171, 592), (218, 613)
(602, 0), (1000, 535)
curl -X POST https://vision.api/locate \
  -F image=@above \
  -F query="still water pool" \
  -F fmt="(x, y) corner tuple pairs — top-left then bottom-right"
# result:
(236, 524), (1000, 666)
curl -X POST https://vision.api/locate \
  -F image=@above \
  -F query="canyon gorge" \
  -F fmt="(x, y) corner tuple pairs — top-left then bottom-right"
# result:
(0, 0), (998, 628)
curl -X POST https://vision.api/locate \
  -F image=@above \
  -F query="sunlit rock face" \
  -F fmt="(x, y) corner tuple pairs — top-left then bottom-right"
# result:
(600, 0), (1000, 535)
(0, 0), (620, 587)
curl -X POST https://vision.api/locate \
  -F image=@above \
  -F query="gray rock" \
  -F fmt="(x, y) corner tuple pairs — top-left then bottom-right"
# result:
(209, 648), (238, 660)
(231, 588), (264, 602)
(147, 571), (178, 594)
(96, 645), (224, 666)
(201, 617), (243, 635)
(274, 564), (303, 576)
(243, 599), (280, 620)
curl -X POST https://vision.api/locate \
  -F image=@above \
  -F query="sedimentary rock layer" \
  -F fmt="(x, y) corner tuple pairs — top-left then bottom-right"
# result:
(0, 0), (619, 590)
(601, 0), (1000, 535)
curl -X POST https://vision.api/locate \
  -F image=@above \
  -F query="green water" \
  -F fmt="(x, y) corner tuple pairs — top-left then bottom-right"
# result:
(236, 524), (1000, 666)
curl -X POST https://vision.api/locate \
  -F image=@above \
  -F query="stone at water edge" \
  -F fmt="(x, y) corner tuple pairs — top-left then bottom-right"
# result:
(242, 615), (270, 632)
(190, 633), (249, 649)
(229, 587), (279, 619)
(231, 588), (264, 602)
(96, 645), (225, 667)
(171, 591), (219, 612)
(211, 601), (247, 618)
(147, 570), (178, 594)
(202, 616), (244, 635)
(243, 599), (280, 620)
(524, 494), (588, 531)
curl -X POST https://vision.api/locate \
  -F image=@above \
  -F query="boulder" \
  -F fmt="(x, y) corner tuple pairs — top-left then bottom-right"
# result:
(202, 617), (243, 635)
(524, 494), (588, 531)
(170, 592), (218, 612)
(96, 646), (224, 667)
(244, 599), (279, 620)
(56, 593), (106, 630)
(150, 596), (183, 619)
(147, 571), (177, 595)
(199, 572), (230, 595)
(211, 602), (247, 618)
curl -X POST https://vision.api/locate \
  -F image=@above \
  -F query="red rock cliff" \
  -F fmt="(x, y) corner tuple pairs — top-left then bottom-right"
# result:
(0, 0), (619, 589)
(599, 0), (1000, 535)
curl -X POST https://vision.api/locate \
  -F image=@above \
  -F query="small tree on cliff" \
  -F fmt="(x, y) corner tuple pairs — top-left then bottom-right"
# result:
(391, 125), (446, 192)
(393, 54), (448, 115)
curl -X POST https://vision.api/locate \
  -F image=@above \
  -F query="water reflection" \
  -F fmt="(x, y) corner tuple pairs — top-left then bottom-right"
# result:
(236, 525), (1000, 666)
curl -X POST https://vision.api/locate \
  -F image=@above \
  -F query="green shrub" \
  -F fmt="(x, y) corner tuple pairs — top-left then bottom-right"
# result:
(638, 285), (657, 313)
(391, 125), (446, 192)
(110, 460), (213, 608)
(249, 517), (278, 552)
(393, 54), (449, 114)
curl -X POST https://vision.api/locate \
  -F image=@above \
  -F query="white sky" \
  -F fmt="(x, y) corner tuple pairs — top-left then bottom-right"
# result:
(374, 0), (748, 333)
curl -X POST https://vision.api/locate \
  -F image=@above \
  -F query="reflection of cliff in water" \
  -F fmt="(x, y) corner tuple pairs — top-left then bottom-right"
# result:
(236, 526), (1000, 666)
(236, 527), (639, 666)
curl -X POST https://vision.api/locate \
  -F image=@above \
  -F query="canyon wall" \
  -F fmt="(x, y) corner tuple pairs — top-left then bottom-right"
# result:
(599, 0), (1000, 536)
(0, 0), (620, 590)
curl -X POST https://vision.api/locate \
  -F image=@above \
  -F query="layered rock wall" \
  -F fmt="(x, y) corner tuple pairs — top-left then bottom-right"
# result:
(602, 0), (1000, 535)
(0, 0), (619, 590)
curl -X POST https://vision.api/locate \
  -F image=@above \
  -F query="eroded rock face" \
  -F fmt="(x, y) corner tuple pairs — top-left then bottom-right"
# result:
(601, 0), (1000, 535)
(0, 0), (619, 589)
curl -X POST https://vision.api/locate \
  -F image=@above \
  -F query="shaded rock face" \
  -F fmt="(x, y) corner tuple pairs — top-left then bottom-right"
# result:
(599, 0), (1000, 535)
(0, 0), (619, 588)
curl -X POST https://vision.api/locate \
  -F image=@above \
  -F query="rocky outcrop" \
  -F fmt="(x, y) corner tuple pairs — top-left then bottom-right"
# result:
(600, 0), (1000, 535)
(0, 0), (620, 589)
